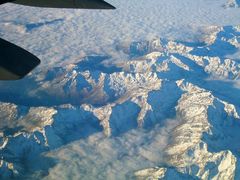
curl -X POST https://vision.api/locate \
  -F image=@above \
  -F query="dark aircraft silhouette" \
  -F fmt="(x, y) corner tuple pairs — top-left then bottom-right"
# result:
(0, 0), (115, 80)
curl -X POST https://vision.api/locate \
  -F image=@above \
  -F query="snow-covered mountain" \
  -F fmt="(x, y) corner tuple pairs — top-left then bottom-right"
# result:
(1, 22), (240, 179)
(225, 0), (240, 8)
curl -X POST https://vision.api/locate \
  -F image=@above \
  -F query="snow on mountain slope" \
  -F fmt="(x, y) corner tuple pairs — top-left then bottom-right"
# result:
(0, 103), (57, 178)
(135, 81), (240, 179)
(1, 0), (240, 179)
(1, 24), (240, 179)
(225, 0), (240, 8)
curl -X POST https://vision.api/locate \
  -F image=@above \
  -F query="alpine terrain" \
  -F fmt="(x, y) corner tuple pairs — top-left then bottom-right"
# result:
(1, 0), (240, 179)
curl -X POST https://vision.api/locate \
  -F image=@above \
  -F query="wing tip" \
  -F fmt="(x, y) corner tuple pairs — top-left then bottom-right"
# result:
(102, 1), (116, 9)
(0, 38), (41, 81)
(12, 0), (116, 9)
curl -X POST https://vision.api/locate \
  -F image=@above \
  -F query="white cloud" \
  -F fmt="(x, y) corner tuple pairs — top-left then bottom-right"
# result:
(1, 0), (240, 179)
(1, 0), (240, 71)
(44, 118), (180, 180)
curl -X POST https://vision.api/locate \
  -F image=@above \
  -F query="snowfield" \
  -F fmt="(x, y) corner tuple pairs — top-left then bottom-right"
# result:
(1, 0), (240, 179)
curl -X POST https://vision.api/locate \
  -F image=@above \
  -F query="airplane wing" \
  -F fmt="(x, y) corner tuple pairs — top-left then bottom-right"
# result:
(0, 0), (115, 80)
(13, 0), (116, 9)
(0, 38), (40, 80)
